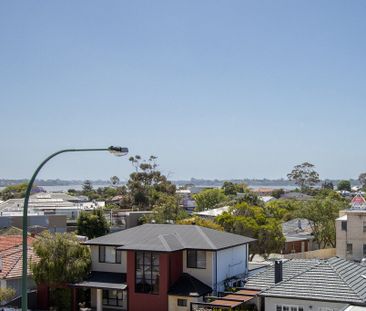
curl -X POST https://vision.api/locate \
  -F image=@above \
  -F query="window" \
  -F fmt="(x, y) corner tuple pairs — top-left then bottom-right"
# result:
(177, 299), (187, 307)
(99, 246), (121, 264)
(363, 244), (366, 256)
(102, 289), (123, 307)
(99, 246), (106, 262)
(363, 221), (366, 233)
(347, 243), (353, 255)
(187, 250), (206, 269)
(277, 305), (304, 311)
(135, 251), (160, 294)
(341, 221), (347, 231)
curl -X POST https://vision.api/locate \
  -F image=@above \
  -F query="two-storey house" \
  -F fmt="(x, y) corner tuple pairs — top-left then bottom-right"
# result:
(73, 224), (254, 311)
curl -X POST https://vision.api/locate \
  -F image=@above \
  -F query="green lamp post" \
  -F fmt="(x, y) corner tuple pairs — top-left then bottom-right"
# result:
(21, 146), (128, 311)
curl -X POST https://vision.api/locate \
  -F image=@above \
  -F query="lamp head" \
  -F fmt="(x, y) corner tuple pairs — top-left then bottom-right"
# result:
(108, 146), (129, 157)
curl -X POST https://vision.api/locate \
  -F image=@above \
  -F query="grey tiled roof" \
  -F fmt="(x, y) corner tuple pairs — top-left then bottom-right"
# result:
(245, 257), (366, 304)
(85, 224), (254, 252)
(245, 259), (320, 291)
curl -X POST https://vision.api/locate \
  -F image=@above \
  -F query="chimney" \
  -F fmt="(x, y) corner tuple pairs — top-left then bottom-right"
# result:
(298, 219), (302, 230)
(274, 260), (283, 284)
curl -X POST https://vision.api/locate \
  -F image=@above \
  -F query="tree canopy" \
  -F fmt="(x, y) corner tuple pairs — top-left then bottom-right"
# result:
(216, 202), (285, 259)
(193, 188), (227, 211)
(287, 162), (320, 190)
(31, 232), (91, 286)
(337, 180), (351, 192)
(177, 216), (224, 231)
(77, 208), (110, 239)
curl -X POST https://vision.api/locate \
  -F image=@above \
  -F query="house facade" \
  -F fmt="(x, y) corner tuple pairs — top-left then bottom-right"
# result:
(73, 224), (254, 311)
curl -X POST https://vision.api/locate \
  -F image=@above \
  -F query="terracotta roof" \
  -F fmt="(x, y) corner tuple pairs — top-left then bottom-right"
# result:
(0, 244), (36, 279)
(0, 235), (37, 279)
(0, 235), (35, 252)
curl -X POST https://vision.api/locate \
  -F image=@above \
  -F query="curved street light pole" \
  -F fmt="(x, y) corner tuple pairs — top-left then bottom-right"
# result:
(22, 146), (128, 311)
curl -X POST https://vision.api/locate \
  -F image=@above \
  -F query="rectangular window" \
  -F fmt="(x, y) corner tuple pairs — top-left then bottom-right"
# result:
(99, 246), (106, 263)
(363, 221), (366, 233)
(341, 221), (347, 231)
(116, 250), (122, 264)
(102, 289), (123, 307)
(187, 250), (206, 269)
(347, 243), (353, 255)
(135, 251), (160, 294)
(363, 244), (366, 256)
(177, 299), (187, 307)
(276, 306), (282, 311)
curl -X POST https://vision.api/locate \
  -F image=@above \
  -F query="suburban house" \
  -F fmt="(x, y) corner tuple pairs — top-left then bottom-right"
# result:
(336, 194), (366, 261)
(0, 235), (37, 299)
(282, 218), (316, 254)
(244, 257), (366, 311)
(72, 223), (254, 311)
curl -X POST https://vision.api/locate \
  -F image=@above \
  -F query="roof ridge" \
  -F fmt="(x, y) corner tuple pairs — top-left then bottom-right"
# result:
(158, 234), (173, 252)
(327, 258), (366, 301)
(4, 250), (22, 279)
(261, 259), (322, 293)
(195, 226), (216, 249)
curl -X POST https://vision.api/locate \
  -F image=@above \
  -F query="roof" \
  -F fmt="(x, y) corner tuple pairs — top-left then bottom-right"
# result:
(193, 206), (230, 217)
(337, 215), (348, 221)
(85, 224), (255, 252)
(280, 192), (313, 200)
(246, 257), (366, 304)
(72, 272), (127, 290)
(168, 273), (212, 296)
(0, 244), (37, 279)
(0, 235), (35, 252)
(245, 259), (320, 291)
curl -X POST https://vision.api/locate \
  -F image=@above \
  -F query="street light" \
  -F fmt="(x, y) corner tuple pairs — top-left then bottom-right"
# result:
(21, 146), (128, 311)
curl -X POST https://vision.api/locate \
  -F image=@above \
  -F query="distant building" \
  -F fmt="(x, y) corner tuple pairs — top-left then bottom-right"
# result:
(336, 193), (366, 261)
(282, 218), (316, 254)
(193, 206), (230, 220)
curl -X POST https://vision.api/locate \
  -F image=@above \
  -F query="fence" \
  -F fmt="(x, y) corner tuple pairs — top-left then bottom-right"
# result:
(283, 248), (336, 260)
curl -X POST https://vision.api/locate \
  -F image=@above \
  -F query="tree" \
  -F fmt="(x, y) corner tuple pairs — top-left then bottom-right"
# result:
(127, 155), (176, 210)
(299, 193), (347, 248)
(287, 162), (320, 190)
(322, 181), (334, 190)
(0, 183), (29, 200)
(193, 189), (227, 211)
(110, 176), (120, 186)
(177, 216), (224, 231)
(0, 287), (15, 305)
(359, 173), (366, 189)
(271, 188), (285, 199)
(77, 208), (110, 239)
(82, 180), (93, 194)
(145, 194), (188, 224)
(31, 232), (91, 311)
(216, 202), (285, 260)
(337, 180), (351, 192)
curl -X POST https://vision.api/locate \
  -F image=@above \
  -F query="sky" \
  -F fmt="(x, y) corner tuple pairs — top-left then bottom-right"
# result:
(1, 1), (366, 181)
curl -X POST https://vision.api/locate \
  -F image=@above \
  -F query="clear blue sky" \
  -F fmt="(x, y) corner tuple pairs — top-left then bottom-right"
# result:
(1, 1), (366, 181)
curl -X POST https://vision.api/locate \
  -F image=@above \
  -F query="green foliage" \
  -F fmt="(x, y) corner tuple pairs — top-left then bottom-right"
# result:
(298, 192), (348, 248)
(264, 199), (303, 221)
(193, 189), (227, 211)
(216, 202), (285, 259)
(110, 176), (120, 186)
(0, 183), (29, 200)
(337, 180), (351, 192)
(82, 180), (93, 194)
(31, 231), (91, 287)
(144, 194), (188, 224)
(177, 216), (224, 231)
(322, 181), (334, 190)
(287, 162), (320, 190)
(271, 188), (285, 199)
(222, 182), (248, 196)
(49, 288), (72, 311)
(127, 155), (176, 210)
(77, 208), (110, 239)
(0, 287), (16, 304)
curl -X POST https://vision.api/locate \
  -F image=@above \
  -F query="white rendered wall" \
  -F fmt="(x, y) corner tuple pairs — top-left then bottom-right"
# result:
(90, 245), (126, 273)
